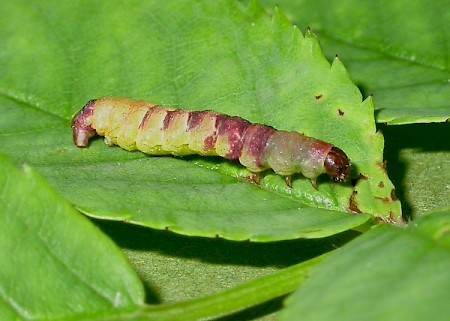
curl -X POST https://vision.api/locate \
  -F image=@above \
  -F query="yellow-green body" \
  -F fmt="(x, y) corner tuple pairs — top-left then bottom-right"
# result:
(72, 97), (351, 181)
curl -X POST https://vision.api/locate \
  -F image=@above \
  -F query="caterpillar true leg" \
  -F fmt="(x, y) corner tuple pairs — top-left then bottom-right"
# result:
(284, 175), (293, 188)
(246, 172), (261, 185)
(72, 97), (352, 185)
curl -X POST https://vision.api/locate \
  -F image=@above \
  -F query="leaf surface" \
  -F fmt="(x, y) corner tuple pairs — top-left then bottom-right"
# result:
(0, 0), (399, 241)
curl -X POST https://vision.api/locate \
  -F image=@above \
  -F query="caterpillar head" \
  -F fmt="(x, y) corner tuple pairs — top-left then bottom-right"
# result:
(324, 147), (352, 182)
(72, 99), (98, 147)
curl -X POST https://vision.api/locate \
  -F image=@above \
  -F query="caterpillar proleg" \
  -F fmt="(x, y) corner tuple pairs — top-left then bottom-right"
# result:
(72, 97), (352, 185)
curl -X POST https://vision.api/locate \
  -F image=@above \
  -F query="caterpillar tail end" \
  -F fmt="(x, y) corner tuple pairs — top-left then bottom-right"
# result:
(71, 99), (98, 147)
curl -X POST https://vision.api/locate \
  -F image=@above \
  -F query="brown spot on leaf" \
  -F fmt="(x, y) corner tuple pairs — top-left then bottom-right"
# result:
(377, 161), (388, 174)
(382, 211), (399, 224)
(389, 211), (396, 222)
(378, 181), (384, 188)
(374, 216), (387, 223)
(338, 108), (344, 116)
(375, 196), (391, 204)
(393, 212), (406, 224)
(359, 174), (368, 180)
(390, 189), (398, 201)
(349, 190), (362, 213)
(375, 212), (403, 225)
(315, 94), (323, 100)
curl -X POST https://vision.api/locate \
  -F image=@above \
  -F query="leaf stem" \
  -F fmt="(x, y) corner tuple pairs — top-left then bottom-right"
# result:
(64, 253), (330, 321)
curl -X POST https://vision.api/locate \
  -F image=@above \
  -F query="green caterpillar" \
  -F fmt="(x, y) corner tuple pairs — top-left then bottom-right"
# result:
(72, 97), (351, 186)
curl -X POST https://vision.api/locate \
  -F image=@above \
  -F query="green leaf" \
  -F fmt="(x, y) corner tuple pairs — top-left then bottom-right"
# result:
(0, 154), (144, 320)
(279, 210), (450, 321)
(0, 0), (400, 241)
(259, 0), (450, 124)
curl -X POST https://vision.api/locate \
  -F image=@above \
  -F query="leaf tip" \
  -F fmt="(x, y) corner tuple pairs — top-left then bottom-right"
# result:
(305, 26), (316, 38)
(272, 4), (292, 29)
(330, 55), (353, 83)
(364, 94), (374, 105)
(300, 28), (323, 58)
(362, 95), (376, 114)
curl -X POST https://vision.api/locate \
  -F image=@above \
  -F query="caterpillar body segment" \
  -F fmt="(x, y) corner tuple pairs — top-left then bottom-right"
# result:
(72, 97), (352, 183)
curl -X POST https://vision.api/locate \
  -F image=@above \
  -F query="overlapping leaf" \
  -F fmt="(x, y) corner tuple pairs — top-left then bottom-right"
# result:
(0, 154), (144, 320)
(279, 210), (450, 321)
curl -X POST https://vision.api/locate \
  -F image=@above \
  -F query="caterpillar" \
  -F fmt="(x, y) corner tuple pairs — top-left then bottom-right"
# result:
(72, 97), (351, 186)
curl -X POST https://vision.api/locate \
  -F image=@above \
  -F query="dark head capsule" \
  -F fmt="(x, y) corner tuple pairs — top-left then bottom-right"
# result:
(324, 147), (352, 182)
